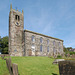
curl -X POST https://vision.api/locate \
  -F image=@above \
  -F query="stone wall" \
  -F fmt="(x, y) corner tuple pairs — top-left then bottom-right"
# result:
(9, 6), (24, 56)
(9, 5), (63, 57)
(0, 54), (9, 57)
(24, 30), (63, 56)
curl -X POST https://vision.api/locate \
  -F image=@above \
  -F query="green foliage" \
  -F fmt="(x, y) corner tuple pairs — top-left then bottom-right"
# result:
(69, 52), (75, 55)
(63, 46), (75, 55)
(63, 46), (68, 53)
(57, 55), (62, 58)
(67, 47), (72, 50)
(0, 36), (8, 54)
(0, 38), (2, 53)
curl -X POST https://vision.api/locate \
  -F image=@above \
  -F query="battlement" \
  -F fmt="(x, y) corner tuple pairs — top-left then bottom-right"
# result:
(10, 4), (23, 14)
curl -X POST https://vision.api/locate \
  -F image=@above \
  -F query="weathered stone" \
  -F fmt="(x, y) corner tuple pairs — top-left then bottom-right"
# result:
(9, 5), (63, 57)
(59, 60), (75, 75)
(6, 58), (13, 75)
(71, 54), (75, 58)
(9, 6), (24, 56)
(53, 59), (65, 64)
(24, 30), (63, 56)
(12, 63), (18, 75)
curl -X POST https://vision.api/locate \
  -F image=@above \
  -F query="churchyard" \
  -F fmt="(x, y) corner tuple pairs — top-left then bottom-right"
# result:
(0, 56), (59, 75)
(0, 56), (75, 75)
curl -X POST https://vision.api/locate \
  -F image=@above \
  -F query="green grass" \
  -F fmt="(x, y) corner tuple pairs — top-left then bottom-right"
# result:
(0, 56), (59, 75)
(0, 57), (9, 75)
(11, 57), (59, 75)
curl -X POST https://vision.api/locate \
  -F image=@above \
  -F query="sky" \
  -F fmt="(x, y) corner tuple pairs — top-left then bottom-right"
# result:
(0, 0), (75, 48)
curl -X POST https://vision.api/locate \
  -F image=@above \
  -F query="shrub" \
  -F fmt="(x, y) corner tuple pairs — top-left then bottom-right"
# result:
(70, 52), (75, 55)
(57, 55), (62, 58)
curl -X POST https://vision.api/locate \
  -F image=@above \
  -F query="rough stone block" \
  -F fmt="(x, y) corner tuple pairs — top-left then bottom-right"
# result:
(59, 60), (75, 75)
(12, 63), (18, 75)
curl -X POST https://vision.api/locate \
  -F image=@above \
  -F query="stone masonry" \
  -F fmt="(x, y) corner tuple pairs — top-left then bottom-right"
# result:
(24, 30), (63, 56)
(9, 5), (63, 56)
(9, 5), (24, 56)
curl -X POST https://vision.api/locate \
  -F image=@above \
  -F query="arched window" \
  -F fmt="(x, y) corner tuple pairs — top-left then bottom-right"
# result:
(18, 15), (20, 21)
(47, 46), (49, 52)
(40, 37), (43, 43)
(31, 35), (35, 42)
(31, 44), (35, 51)
(53, 41), (55, 46)
(40, 45), (43, 52)
(47, 39), (49, 44)
(59, 48), (61, 52)
(59, 42), (60, 47)
(53, 47), (56, 54)
(15, 15), (17, 20)
(15, 15), (20, 21)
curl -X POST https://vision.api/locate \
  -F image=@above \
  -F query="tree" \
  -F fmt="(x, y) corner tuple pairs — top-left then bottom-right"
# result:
(67, 47), (72, 51)
(0, 37), (2, 54)
(0, 36), (8, 54)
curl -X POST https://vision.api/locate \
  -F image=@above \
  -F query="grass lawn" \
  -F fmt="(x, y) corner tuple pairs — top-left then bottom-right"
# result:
(11, 57), (59, 75)
(0, 57), (9, 75)
(0, 56), (59, 75)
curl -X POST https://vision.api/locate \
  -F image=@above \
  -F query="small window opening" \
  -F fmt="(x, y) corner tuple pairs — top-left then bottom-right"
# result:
(18, 16), (20, 21)
(53, 41), (55, 46)
(53, 47), (56, 55)
(47, 39), (49, 44)
(15, 15), (20, 21)
(47, 46), (49, 52)
(59, 42), (60, 47)
(40, 37), (43, 43)
(31, 44), (35, 51)
(32, 35), (35, 42)
(15, 15), (17, 20)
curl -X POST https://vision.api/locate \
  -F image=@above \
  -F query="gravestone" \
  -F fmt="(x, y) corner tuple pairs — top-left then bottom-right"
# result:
(53, 59), (65, 64)
(71, 54), (75, 58)
(59, 60), (75, 75)
(12, 63), (18, 75)
(6, 58), (13, 75)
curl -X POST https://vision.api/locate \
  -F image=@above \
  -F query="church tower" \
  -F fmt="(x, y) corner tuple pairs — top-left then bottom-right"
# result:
(9, 4), (24, 56)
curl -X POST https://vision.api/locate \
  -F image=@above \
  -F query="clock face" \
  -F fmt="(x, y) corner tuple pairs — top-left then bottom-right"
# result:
(15, 22), (20, 26)
(16, 22), (19, 25)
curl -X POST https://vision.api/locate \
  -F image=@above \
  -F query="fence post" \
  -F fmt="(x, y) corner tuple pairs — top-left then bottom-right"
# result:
(12, 63), (18, 75)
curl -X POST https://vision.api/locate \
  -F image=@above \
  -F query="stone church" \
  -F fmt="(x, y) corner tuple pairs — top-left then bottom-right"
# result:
(9, 5), (63, 56)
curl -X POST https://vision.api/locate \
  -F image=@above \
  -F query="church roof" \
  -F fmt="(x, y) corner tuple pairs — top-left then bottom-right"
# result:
(24, 30), (63, 42)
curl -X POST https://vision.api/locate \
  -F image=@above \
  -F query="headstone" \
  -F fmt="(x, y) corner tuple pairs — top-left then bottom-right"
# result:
(6, 58), (13, 75)
(53, 59), (65, 64)
(71, 54), (75, 58)
(59, 60), (75, 75)
(12, 63), (18, 75)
